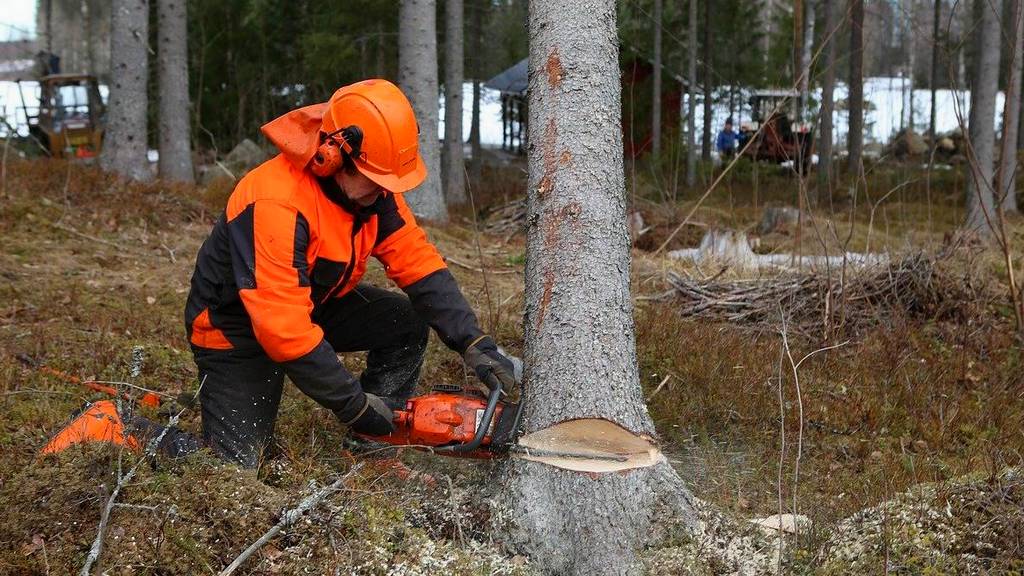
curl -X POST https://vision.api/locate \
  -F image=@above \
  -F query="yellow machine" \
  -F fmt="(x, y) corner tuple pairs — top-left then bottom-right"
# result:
(16, 74), (105, 158)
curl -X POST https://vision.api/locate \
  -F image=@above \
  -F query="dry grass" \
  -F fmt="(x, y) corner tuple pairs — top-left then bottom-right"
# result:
(1, 156), (1022, 573)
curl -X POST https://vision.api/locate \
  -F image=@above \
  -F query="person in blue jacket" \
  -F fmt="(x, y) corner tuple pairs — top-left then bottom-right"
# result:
(716, 117), (739, 160)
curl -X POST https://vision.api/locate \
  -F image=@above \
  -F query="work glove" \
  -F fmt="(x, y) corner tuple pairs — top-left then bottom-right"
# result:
(463, 335), (517, 396)
(341, 393), (395, 437)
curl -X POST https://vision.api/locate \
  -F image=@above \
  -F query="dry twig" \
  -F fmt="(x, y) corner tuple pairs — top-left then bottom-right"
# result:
(218, 463), (365, 576)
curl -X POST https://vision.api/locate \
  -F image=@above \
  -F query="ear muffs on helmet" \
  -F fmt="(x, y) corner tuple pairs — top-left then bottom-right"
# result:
(310, 125), (364, 178)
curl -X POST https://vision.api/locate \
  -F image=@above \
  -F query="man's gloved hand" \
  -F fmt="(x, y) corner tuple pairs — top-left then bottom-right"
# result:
(341, 393), (395, 436)
(463, 335), (516, 395)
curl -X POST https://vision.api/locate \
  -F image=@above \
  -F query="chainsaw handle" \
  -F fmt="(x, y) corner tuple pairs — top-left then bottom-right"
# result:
(438, 384), (502, 454)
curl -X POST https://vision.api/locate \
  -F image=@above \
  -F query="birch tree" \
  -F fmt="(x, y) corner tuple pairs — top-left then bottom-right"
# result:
(443, 0), (466, 205)
(965, 0), (1002, 235)
(500, 1), (696, 573)
(100, 0), (151, 181)
(157, 0), (194, 183)
(399, 0), (447, 221)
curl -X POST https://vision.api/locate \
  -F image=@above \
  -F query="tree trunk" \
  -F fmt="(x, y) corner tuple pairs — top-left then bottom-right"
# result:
(468, 0), (484, 184)
(798, 0), (815, 120)
(930, 0), (941, 143)
(904, 0), (916, 131)
(847, 0), (865, 175)
(701, 0), (712, 163)
(156, 0), (194, 183)
(965, 0), (1002, 234)
(499, 2), (695, 574)
(651, 0), (662, 160)
(999, 0), (1022, 213)
(399, 0), (447, 221)
(817, 0), (838, 203)
(100, 0), (151, 181)
(443, 0), (466, 205)
(686, 0), (697, 187)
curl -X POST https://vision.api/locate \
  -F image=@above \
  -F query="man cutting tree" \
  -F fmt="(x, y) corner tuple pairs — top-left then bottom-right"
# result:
(44, 79), (516, 468)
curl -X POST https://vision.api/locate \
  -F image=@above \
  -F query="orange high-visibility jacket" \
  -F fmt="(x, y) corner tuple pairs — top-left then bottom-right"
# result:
(185, 154), (482, 421)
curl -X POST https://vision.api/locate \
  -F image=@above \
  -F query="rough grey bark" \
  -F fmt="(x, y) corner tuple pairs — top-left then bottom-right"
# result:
(998, 0), (1022, 213)
(686, 0), (697, 187)
(798, 0), (815, 119)
(701, 0), (712, 162)
(904, 0), (916, 131)
(443, 0), (466, 205)
(651, 0), (663, 160)
(500, 1), (696, 574)
(930, 0), (941, 142)
(100, 0), (151, 181)
(847, 0), (865, 175)
(817, 0), (838, 202)
(399, 0), (447, 221)
(468, 0), (484, 184)
(156, 0), (194, 183)
(965, 0), (1002, 234)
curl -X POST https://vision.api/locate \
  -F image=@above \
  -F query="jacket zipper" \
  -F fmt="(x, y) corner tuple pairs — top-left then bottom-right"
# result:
(319, 219), (362, 305)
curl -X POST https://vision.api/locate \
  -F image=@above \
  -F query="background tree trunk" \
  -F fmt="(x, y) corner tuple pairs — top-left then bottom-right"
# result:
(468, 0), (484, 184)
(965, 0), (1002, 234)
(904, 0), (916, 131)
(399, 0), (447, 221)
(156, 0), (194, 183)
(500, 1), (695, 574)
(100, 0), (151, 181)
(847, 0), (865, 175)
(999, 0), (1022, 213)
(930, 0), (942, 143)
(817, 0), (838, 204)
(651, 0), (662, 160)
(443, 0), (466, 205)
(798, 0), (815, 120)
(701, 0), (712, 163)
(686, 0), (697, 187)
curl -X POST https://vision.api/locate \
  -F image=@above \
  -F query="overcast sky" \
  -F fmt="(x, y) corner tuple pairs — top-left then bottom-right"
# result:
(1, 1), (36, 40)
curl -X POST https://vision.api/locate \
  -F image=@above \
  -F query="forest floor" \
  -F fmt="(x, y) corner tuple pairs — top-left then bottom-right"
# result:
(0, 157), (1022, 574)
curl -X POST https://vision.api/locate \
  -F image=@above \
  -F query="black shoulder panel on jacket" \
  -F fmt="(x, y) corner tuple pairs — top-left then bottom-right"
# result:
(403, 268), (483, 352)
(227, 204), (257, 290)
(374, 193), (406, 246)
(294, 211), (310, 287)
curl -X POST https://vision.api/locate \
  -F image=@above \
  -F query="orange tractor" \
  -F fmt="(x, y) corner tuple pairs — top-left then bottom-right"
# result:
(739, 89), (814, 173)
(16, 73), (105, 158)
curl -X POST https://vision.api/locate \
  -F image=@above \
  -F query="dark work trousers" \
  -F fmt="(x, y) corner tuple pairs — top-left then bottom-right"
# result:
(132, 284), (428, 468)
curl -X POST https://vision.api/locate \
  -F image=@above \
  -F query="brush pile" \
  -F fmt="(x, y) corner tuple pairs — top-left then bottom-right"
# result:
(483, 198), (527, 238)
(665, 252), (996, 334)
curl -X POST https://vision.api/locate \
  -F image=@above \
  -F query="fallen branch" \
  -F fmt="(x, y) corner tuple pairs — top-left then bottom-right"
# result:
(218, 463), (365, 576)
(80, 377), (205, 576)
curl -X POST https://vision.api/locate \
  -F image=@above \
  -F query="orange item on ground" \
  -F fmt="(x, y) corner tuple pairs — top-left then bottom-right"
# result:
(40, 400), (140, 454)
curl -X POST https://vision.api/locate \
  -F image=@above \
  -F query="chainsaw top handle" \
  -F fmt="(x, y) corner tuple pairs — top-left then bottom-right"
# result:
(437, 383), (503, 454)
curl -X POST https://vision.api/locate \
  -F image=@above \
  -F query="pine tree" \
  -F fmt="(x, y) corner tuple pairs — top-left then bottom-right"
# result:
(399, 0), (447, 221)
(157, 0), (194, 183)
(100, 0), (151, 181)
(500, 0), (696, 573)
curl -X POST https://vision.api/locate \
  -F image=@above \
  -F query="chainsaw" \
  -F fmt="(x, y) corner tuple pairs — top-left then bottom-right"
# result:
(356, 380), (524, 459)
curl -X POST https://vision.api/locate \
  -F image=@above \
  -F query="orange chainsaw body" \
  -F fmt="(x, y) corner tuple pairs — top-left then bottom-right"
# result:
(362, 393), (505, 458)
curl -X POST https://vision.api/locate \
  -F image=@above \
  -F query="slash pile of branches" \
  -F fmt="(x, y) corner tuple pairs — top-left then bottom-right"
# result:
(665, 252), (996, 334)
(483, 198), (527, 238)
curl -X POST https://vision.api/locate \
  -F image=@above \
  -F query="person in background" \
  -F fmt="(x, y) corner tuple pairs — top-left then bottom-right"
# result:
(716, 117), (739, 160)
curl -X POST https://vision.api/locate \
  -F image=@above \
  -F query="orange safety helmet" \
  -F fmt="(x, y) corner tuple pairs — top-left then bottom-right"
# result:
(262, 79), (427, 193)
